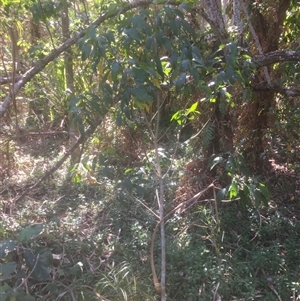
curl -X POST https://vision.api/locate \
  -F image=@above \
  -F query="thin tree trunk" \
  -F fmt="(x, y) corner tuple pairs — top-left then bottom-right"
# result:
(61, 1), (80, 166)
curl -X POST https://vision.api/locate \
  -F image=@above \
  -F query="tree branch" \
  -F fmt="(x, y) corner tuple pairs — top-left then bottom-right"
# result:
(253, 50), (300, 66)
(253, 84), (300, 97)
(0, 0), (153, 117)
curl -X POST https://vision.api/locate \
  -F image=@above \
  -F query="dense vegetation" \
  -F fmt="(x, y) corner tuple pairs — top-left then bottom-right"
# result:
(1, 0), (300, 300)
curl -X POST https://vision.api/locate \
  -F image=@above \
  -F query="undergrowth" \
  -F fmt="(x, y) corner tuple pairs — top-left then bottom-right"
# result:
(1, 135), (300, 301)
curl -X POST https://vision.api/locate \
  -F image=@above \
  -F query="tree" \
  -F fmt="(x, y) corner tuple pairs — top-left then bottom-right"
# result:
(1, 0), (300, 300)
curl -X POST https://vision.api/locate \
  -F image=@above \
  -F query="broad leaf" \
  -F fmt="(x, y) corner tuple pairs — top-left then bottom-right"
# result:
(24, 249), (52, 281)
(0, 262), (17, 280)
(18, 224), (44, 242)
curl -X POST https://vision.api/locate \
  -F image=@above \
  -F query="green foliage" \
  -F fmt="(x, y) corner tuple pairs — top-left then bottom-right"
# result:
(171, 102), (200, 125)
(211, 153), (270, 207)
(95, 261), (155, 301)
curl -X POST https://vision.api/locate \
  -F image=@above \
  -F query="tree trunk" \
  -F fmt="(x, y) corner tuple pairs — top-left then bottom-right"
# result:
(239, 0), (290, 171)
(61, 1), (80, 167)
(199, 1), (234, 158)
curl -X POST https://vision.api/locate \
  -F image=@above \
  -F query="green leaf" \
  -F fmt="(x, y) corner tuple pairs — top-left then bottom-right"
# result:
(123, 178), (133, 192)
(81, 43), (91, 61)
(130, 67), (149, 83)
(111, 62), (120, 81)
(18, 224), (44, 242)
(132, 15), (152, 35)
(229, 181), (238, 199)
(125, 28), (141, 42)
(0, 283), (12, 301)
(170, 52), (178, 69)
(105, 31), (115, 43)
(107, 3), (119, 14)
(134, 185), (146, 196)
(253, 189), (263, 207)
(169, 19), (180, 35)
(187, 102), (199, 114)
(179, 3), (192, 12)
(132, 86), (152, 102)
(24, 249), (52, 280)
(198, 85), (212, 95)
(103, 166), (113, 179)
(68, 262), (83, 276)
(162, 37), (172, 53)
(87, 27), (96, 40)
(217, 186), (228, 203)
(239, 187), (251, 206)
(181, 19), (195, 36)
(175, 73), (186, 90)
(259, 183), (269, 199)
(190, 66), (200, 82)
(173, 8), (184, 19)
(192, 45), (202, 59)
(156, 29), (164, 45)
(116, 113), (123, 126)
(154, 56), (164, 78)
(228, 155), (236, 170)
(0, 240), (16, 259)
(0, 262), (17, 280)
(164, 6), (173, 18)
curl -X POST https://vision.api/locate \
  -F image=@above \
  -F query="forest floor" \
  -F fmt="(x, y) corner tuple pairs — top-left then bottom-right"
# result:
(1, 135), (300, 301)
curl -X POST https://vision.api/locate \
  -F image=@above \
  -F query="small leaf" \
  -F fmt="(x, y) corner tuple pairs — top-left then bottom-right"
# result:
(152, 77), (161, 89)
(116, 113), (123, 126)
(125, 28), (141, 42)
(187, 102), (199, 114)
(170, 52), (178, 69)
(229, 181), (238, 199)
(192, 45), (202, 59)
(68, 262), (83, 276)
(175, 73), (186, 90)
(132, 86), (152, 102)
(162, 37), (172, 53)
(217, 186), (228, 203)
(259, 183), (269, 199)
(111, 62), (120, 81)
(179, 2), (192, 11)
(228, 155), (236, 170)
(81, 43), (91, 61)
(154, 56), (164, 79)
(210, 156), (225, 170)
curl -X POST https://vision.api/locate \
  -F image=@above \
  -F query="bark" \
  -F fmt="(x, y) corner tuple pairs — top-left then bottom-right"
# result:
(198, 1), (234, 157)
(253, 50), (300, 66)
(239, 0), (291, 170)
(61, 1), (80, 166)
